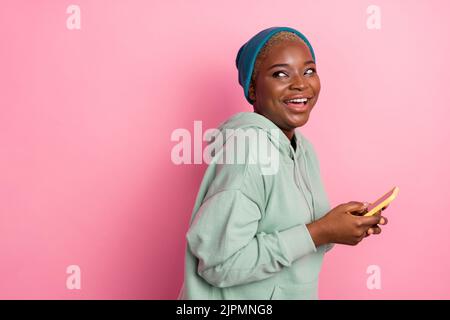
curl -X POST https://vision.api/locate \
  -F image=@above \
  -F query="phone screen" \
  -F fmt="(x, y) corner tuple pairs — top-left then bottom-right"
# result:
(366, 187), (398, 213)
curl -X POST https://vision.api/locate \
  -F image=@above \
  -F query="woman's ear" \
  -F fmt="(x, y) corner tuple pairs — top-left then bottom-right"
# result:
(248, 84), (256, 102)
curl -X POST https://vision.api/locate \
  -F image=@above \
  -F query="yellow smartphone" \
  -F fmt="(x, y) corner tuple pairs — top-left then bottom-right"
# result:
(364, 186), (399, 216)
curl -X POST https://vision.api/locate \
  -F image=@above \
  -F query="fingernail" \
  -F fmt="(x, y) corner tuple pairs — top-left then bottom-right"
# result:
(380, 218), (385, 224)
(363, 202), (369, 208)
(368, 229), (373, 235)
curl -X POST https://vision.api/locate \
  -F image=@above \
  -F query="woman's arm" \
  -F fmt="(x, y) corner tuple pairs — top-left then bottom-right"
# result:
(186, 189), (317, 288)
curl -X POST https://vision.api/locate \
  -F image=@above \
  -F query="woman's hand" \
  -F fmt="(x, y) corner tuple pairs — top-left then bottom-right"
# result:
(306, 201), (388, 247)
(364, 203), (389, 237)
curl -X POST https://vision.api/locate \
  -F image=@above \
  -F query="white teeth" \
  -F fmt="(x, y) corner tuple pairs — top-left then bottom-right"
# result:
(286, 98), (307, 103)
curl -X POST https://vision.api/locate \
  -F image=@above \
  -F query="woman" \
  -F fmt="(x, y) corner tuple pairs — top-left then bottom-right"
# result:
(178, 26), (388, 300)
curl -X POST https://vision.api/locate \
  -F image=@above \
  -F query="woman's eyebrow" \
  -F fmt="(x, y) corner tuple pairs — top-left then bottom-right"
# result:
(268, 63), (289, 70)
(268, 60), (315, 70)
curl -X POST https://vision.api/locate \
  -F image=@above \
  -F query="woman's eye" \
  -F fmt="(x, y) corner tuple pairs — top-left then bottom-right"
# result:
(273, 71), (288, 78)
(305, 68), (316, 76)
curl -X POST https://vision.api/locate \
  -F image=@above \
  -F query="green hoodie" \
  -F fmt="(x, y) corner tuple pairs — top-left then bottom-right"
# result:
(178, 112), (333, 300)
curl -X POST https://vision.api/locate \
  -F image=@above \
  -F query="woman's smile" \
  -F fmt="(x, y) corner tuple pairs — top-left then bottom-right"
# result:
(282, 95), (313, 113)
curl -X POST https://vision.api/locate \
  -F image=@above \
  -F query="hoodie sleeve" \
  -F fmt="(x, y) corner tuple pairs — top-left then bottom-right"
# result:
(186, 189), (317, 288)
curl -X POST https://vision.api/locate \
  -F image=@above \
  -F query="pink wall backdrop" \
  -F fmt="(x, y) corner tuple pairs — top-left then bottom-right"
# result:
(1, 0), (449, 299)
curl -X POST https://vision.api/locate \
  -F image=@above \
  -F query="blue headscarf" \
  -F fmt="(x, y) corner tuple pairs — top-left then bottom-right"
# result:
(235, 26), (316, 104)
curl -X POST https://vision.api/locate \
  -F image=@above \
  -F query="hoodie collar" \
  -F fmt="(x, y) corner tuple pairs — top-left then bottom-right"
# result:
(218, 112), (305, 159)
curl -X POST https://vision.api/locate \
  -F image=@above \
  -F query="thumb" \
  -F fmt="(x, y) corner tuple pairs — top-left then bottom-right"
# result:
(342, 201), (369, 213)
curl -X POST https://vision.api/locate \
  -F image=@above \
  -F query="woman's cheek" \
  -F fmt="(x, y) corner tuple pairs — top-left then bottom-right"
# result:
(313, 76), (321, 93)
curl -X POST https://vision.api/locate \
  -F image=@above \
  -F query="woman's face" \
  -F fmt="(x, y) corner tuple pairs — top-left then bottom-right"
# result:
(251, 39), (321, 140)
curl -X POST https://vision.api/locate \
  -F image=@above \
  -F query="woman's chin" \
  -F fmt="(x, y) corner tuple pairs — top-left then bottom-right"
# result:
(285, 112), (310, 128)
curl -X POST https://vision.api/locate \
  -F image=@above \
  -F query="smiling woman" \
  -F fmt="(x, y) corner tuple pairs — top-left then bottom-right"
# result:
(248, 30), (321, 141)
(178, 26), (388, 300)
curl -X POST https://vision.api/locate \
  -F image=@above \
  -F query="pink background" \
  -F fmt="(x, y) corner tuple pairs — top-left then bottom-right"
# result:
(1, 0), (449, 299)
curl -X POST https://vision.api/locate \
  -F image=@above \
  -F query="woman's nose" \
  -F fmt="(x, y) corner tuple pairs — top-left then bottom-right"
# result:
(289, 74), (307, 90)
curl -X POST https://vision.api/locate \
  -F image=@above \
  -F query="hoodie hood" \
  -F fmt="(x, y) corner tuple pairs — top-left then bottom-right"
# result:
(215, 111), (305, 160)
(215, 111), (316, 217)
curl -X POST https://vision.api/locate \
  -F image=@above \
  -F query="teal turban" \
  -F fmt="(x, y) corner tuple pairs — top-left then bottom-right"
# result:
(235, 26), (316, 104)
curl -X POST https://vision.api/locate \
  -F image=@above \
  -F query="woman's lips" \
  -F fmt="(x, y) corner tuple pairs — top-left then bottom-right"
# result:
(282, 100), (310, 113)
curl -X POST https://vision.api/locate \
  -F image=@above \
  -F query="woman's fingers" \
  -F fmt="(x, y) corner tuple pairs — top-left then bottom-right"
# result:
(364, 212), (387, 237)
(359, 215), (382, 227)
(372, 227), (382, 234)
(367, 226), (382, 235)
